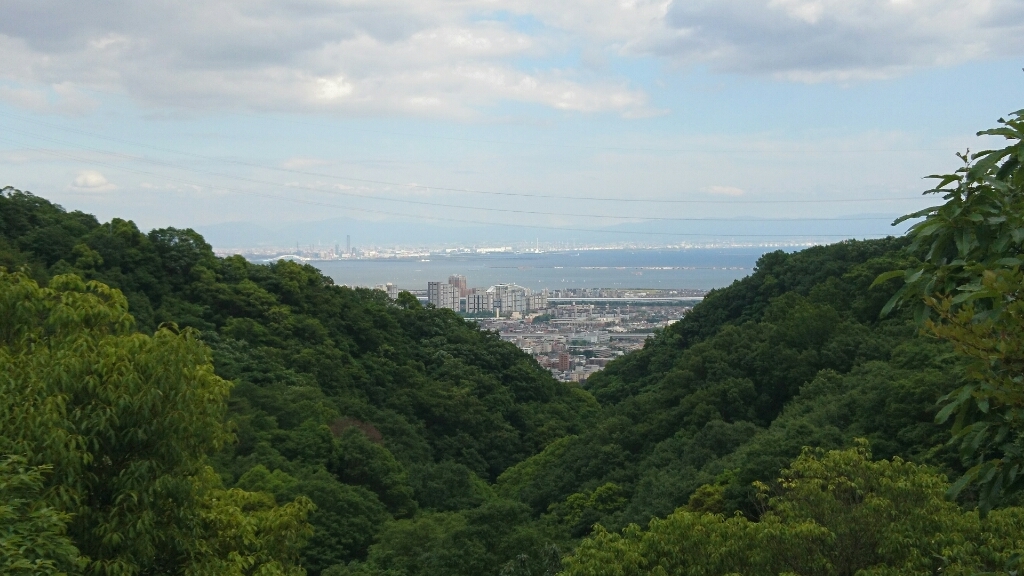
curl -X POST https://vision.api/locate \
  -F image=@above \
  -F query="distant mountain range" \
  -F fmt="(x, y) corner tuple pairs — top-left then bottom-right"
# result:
(195, 213), (914, 250)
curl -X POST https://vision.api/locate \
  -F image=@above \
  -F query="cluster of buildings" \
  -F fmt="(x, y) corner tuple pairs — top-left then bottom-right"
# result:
(488, 299), (697, 383)
(426, 275), (548, 317)
(373, 274), (700, 384)
(502, 330), (623, 383)
(242, 243), (524, 263)
(375, 282), (401, 300)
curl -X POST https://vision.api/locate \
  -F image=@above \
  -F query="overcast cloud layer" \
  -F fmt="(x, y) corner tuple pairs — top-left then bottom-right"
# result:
(2, 0), (1022, 117)
(1, 1), (1022, 246)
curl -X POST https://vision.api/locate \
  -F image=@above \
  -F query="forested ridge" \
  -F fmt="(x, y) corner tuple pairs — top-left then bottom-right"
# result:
(0, 187), (595, 574)
(495, 235), (968, 532)
(3, 109), (1024, 575)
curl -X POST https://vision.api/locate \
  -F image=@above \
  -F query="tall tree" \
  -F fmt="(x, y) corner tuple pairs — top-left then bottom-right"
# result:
(0, 271), (313, 575)
(879, 109), (1024, 513)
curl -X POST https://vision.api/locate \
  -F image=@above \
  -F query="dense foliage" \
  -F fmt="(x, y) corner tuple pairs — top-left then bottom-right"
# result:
(0, 271), (313, 575)
(881, 109), (1024, 512)
(547, 108), (1024, 575)
(0, 187), (594, 574)
(4, 107), (1024, 576)
(563, 444), (1024, 576)
(493, 236), (965, 535)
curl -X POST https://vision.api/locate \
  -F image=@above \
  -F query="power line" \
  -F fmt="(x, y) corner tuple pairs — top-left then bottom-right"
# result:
(0, 138), (904, 239)
(216, 108), (950, 153)
(0, 111), (930, 205)
(0, 130), (906, 223)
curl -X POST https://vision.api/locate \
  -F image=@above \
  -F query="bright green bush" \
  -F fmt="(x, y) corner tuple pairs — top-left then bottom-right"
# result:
(561, 444), (1024, 576)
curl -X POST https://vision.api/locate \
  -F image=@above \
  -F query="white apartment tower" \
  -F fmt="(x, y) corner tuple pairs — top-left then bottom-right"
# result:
(427, 281), (460, 311)
(487, 284), (529, 315)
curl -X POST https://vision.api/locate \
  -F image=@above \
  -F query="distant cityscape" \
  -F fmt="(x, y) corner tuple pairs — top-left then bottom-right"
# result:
(375, 274), (705, 385)
(215, 239), (766, 384)
(213, 236), (824, 262)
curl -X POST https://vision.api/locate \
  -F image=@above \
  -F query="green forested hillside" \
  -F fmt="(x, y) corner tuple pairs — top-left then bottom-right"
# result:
(562, 444), (1024, 576)
(494, 237), (965, 535)
(0, 187), (595, 574)
(2, 104), (1022, 576)
(0, 186), (961, 575)
(553, 108), (1024, 575)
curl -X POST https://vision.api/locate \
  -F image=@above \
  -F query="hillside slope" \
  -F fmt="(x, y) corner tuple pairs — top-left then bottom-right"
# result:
(0, 187), (597, 573)
(1, 187), (966, 576)
(496, 237), (963, 535)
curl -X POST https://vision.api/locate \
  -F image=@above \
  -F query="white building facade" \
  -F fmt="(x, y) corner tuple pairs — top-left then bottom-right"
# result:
(427, 281), (460, 311)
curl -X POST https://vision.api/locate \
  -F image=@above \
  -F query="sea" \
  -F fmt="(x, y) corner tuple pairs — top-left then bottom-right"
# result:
(308, 247), (784, 291)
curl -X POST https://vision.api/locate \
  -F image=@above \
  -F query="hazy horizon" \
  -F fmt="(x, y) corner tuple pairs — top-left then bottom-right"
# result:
(192, 210), (915, 251)
(1, 1), (1022, 244)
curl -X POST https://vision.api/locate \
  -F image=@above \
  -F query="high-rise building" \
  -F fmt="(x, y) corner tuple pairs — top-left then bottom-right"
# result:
(558, 352), (571, 372)
(527, 289), (548, 312)
(346, 235), (351, 254)
(466, 289), (491, 314)
(443, 285), (459, 311)
(444, 285), (459, 311)
(448, 274), (468, 297)
(427, 281), (441, 306)
(487, 284), (529, 315)
(427, 281), (459, 311)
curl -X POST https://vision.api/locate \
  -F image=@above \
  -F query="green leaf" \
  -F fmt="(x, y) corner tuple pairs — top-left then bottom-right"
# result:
(870, 269), (905, 288)
(936, 400), (959, 424)
(947, 469), (975, 499)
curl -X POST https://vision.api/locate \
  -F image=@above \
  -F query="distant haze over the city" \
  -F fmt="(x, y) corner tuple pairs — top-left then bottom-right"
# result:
(197, 213), (914, 251)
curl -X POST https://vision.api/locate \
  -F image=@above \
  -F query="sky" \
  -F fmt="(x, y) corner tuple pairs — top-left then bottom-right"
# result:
(1, 0), (1023, 247)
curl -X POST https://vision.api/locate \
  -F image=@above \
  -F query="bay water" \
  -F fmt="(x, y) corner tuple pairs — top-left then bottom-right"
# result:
(309, 247), (783, 291)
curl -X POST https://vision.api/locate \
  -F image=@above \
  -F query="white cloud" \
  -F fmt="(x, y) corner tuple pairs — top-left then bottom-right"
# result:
(0, 0), (1020, 119)
(704, 185), (745, 196)
(71, 170), (115, 191)
(649, 0), (1024, 82)
(767, 0), (826, 25)
(316, 76), (354, 100)
(0, 81), (98, 116)
(0, 1), (653, 117)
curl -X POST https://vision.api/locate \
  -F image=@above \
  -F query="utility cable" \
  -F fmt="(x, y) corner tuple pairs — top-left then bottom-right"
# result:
(0, 130), (906, 223)
(0, 111), (930, 205)
(0, 137), (907, 239)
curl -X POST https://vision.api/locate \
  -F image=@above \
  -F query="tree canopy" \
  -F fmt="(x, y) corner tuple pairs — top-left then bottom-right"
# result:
(4, 106), (1024, 576)
(0, 270), (313, 575)
(879, 109), (1024, 513)
(562, 444), (1024, 576)
(0, 186), (595, 574)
